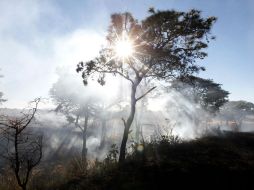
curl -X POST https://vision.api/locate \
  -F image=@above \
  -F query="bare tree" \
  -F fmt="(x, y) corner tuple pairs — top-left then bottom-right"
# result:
(0, 99), (42, 190)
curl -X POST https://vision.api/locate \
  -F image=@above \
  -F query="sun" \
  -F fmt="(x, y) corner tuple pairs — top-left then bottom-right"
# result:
(114, 34), (134, 58)
(115, 40), (133, 58)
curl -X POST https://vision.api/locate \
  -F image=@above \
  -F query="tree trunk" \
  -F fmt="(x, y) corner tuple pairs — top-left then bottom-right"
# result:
(119, 83), (138, 163)
(82, 114), (89, 161)
(135, 117), (140, 143)
(21, 185), (27, 190)
(15, 129), (28, 190)
(14, 129), (22, 188)
(82, 131), (87, 159)
(99, 119), (106, 150)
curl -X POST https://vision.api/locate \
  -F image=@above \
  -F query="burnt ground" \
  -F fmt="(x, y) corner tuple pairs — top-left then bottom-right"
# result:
(58, 131), (254, 190)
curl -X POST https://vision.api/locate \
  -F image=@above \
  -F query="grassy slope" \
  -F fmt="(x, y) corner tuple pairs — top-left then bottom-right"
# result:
(60, 132), (254, 190)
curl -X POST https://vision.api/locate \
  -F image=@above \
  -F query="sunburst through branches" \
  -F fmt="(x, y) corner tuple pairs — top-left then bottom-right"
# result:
(113, 31), (134, 59)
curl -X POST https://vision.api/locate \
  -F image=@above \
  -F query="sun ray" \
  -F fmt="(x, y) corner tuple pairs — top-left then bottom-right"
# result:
(113, 31), (134, 59)
(112, 26), (121, 41)
(104, 55), (117, 65)
(132, 28), (150, 43)
(130, 54), (150, 72)
(108, 26), (153, 76)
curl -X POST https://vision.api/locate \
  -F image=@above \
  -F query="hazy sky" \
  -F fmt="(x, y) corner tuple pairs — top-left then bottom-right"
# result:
(0, 0), (253, 108)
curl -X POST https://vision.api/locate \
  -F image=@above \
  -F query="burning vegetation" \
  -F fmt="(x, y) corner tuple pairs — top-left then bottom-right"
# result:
(0, 7), (254, 190)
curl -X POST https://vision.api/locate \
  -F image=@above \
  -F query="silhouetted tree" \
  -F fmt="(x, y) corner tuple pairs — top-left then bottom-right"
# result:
(77, 9), (216, 162)
(171, 76), (229, 114)
(0, 99), (42, 190)
(50, 72), (99, 161)
(50, 70), (125, 157)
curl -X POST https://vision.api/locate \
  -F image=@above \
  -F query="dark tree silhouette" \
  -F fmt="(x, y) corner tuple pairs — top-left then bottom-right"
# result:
(76, 9), (216, 162)
(50, 72), (98, 161)
(171, 76), (229, 114)
(0, 99), (42, 190)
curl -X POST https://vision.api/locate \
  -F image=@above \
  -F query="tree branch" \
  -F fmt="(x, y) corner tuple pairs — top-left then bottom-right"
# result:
(92, 66), (134, 84)
(136, 86), (156, 102)
(121, 118), (126, 128)
(75, 115), (84, 132)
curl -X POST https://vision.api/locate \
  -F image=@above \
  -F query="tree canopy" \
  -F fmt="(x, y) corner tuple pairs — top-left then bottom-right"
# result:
(76, 9), (217, 162)
(50, 71), (101, 159)
(77, 10), (216, 86)
(171, 76), (229, 114)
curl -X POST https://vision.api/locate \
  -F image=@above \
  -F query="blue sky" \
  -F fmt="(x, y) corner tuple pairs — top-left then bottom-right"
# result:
(0, 0), (253, 108)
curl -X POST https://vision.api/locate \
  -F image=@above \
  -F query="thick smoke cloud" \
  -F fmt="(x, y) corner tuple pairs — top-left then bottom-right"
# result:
(1, 76), (253, 162)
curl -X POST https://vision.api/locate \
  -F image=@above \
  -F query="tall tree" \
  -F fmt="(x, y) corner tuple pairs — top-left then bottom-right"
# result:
(50, 71), (98, 161)
(77, 9), (216, 162)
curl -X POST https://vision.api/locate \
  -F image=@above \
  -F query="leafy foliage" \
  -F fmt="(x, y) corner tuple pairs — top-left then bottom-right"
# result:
(104, 144), (119, 164)
(171, 76), (229, 113)
(77, 10), (216, 86)
(76, 9), (217, 162)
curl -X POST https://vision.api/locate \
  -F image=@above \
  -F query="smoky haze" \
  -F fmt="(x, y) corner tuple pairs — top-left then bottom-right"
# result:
(0, 2), (254, 190)
(1, 65), (253, 163)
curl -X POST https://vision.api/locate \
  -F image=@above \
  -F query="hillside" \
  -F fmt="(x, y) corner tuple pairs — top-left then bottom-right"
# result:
(53, 131), (254, 190)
